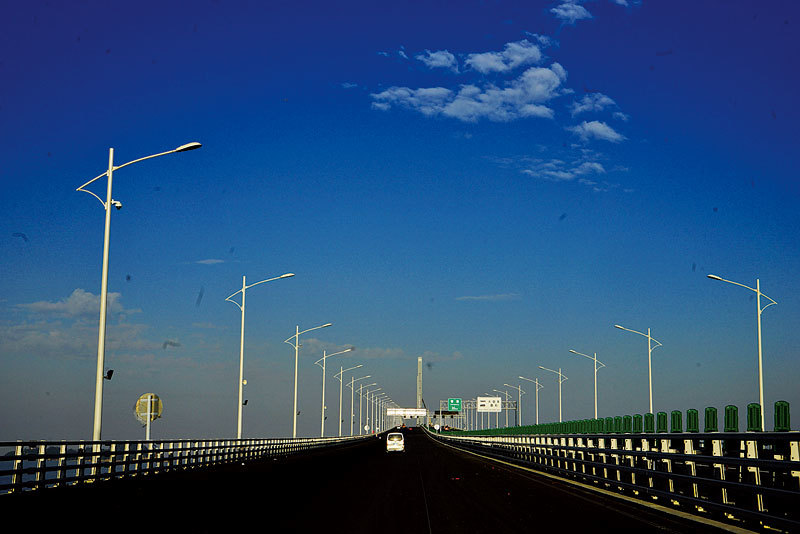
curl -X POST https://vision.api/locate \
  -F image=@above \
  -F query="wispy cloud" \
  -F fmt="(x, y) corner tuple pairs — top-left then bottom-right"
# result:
(465, 39), (543, 74)
(613, 111), (630, 121)
(551, 2), (593, 24)
(416, 49), (458, 72)
(570, 93), (617, 116)
(456, 293), (521, 302)
(341, 82), (358, 89)
(567, 120), (626, 143)
(371, 63), (567, 122)
(18, 288), (139, 318)
(195, 258), (224, 265)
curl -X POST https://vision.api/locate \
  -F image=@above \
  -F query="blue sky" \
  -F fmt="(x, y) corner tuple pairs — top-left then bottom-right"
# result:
(1, 0), (799, 440)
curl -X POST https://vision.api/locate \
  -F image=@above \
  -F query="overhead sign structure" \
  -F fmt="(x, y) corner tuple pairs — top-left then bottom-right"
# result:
(387, 408), (427, 417)
(477, 396), (502, 413)
(447, 398), (462, 411)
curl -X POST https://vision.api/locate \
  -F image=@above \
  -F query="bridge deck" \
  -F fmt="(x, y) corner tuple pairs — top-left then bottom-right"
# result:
(1, 428), (736, 532)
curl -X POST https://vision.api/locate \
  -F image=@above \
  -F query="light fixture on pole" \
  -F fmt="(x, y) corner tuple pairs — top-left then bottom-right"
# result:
(503, 384), (525, 426)
(707, 274), (777, 431)
(358, 382), (376, 435)
(614, 324), (662, 414)
(538, 366), (568, 422)
(225, 273), (295, 439)
(77, 141), (202, 442)
(568, 349), (606, 419)
(285, 322), (332, 438)
(492, 389), (511, 427)
(518, 376), (544, 425)
(346, 375), (371, 436)
(314, 347), (355, 437)
(334, 364), (362, 437)
(365, 386), (381, 434)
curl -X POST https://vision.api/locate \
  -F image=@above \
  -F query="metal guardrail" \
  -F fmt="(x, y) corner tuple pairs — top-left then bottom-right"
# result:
(0, 435), (368, 495)
(428, 429), (800, 532)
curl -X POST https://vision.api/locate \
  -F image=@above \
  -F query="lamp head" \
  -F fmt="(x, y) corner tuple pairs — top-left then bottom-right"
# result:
(281, 273), (295, 278)
(707, 274), (723, 281)
(569, 349), (578, 354)
(613, 324), (624, 330)
(321, 323), (333, 328)
(174, 142), (202, 152)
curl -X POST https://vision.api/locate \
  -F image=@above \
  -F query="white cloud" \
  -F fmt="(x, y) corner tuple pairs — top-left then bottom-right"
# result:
(613, 0), (629, 5)
(465, 39), (543, 74)
(520, 155), (608, 185)
(551, 2), (593, 24)
(398, 49), (409, 60)
(613, 111), (631, 121)
(341, 82), (358, 89)
(568, 120), (626, 142)
(371, 63), (567, 123)
(416, 50), (458, 72)
(18, 288), (138, 318)
(195, 258), (224, 265)
(570, 93), (617, 116)
(456, 293), (521, 301)
(377, 51), (389, 57)
(525, 32), (558, 49)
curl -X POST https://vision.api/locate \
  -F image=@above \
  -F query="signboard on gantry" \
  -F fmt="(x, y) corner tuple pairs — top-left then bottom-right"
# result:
(477, 396), (502, 413)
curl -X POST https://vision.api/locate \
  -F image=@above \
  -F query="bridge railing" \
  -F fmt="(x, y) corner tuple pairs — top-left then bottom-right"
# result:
(0, 435), (368, 495)
(429, 427), (800, 531)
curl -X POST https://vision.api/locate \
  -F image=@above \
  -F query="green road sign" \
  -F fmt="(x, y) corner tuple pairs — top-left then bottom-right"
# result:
(447, 398), (462, 411)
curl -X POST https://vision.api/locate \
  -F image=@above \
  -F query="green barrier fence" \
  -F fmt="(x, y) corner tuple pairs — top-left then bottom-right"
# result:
(447, 400), (792, 436)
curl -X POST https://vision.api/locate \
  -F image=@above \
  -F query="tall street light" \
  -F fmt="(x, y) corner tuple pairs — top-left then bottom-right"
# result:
(708, 274), (777, 431)
(503, 383), (525, 426)
(518, 376), (544, 425)
(334, 364), (362, 437)
(358, 382), (377, 435)
(568, 349), (606, 419)
(225, 273), (295, 439)
(285, 322), (332, 437)
(538, 366), (568, 422)
(77, 141), (202, 441)
(492, 389), (511, 427)
(614, 324), (662, 414)
(347, 375), (371, 435)
(315, 347), (354, 437)
(365, 386), (382, 434)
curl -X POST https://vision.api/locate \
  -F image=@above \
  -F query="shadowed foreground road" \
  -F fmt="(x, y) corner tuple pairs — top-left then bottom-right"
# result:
(3, 428), (734, 533)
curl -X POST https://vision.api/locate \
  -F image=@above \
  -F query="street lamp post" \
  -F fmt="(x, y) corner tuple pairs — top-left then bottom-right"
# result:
(225, 273), (295, 439)
(365, 387), (381, 434)
(358, 382), (376, 435)
(568, 350), (606, 419)
(347, 375), (371, 436)
(334, 365), (362, 437)
(492, 389), (511, 427)
(77, 141), (202, 441)
(503, 384), (525, 426)
(314, 347), (354, 437)
(518, 376), (544, 424)
(285, 323), (332, 437)
(614, 324), (662, 414)
(708, 274), (777, 431)
(538, 367), (568, 422)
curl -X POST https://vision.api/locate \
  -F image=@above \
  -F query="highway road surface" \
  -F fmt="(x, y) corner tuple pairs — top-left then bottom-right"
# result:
(2, 428), (741, 533)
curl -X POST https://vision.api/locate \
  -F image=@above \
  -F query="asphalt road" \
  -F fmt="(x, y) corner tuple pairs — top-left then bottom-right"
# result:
(2, 428), (735, 533)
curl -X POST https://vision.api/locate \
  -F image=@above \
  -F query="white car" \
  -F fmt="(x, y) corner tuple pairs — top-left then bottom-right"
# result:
(386, 432), (405, 452)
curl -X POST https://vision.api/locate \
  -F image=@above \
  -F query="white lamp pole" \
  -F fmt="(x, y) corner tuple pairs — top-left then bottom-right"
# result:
(334, 365), (362, 437)
(708, 274), (777, 431)
(568, 350), (606, 419)
(358, 382), (376, 435)
(315, 347), (355, 437)
(518, 376), (544, 424)
(225, 273), (295, 439)
(614, 324), (662, 414)
(284, 322), (332, 438)
(347, 375), (370, 436)
(492, 389), (511, 427)
(366, 387), (381, 433)
(538, 367), (568, 422)
(77, 141), (202, 441)
(503, 384), (525, 426)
